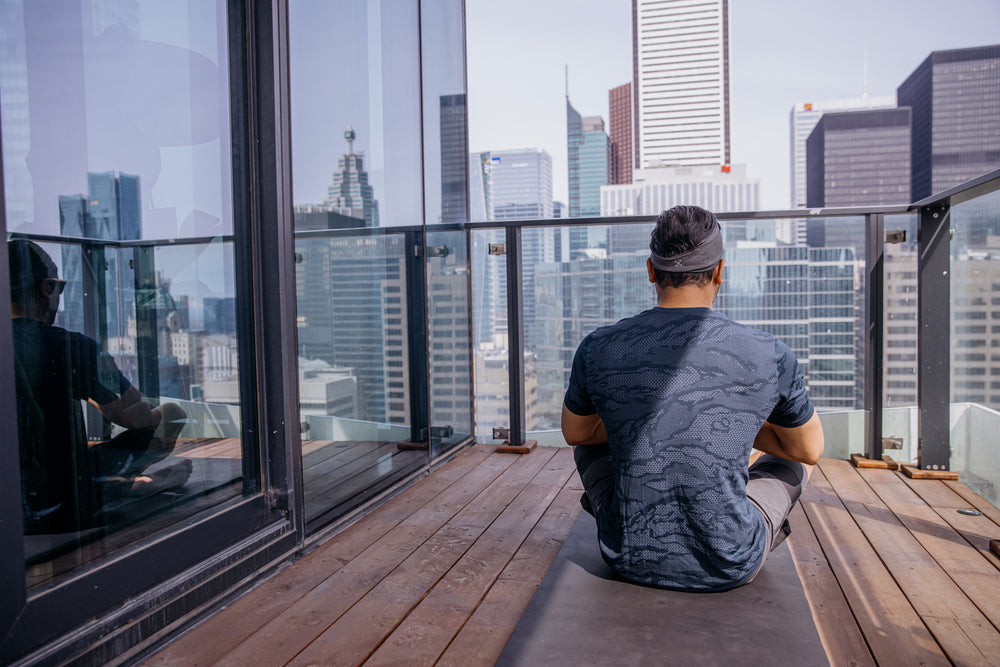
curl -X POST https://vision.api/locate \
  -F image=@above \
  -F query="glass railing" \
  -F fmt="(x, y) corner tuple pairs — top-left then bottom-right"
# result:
(9, 233), (252, 590)
(467, 170), (1000, 509)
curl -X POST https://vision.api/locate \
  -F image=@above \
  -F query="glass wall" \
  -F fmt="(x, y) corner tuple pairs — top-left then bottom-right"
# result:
(882, 213), (919, 461)
(2, 0), (255, 590)
(289, 0), (471, 528)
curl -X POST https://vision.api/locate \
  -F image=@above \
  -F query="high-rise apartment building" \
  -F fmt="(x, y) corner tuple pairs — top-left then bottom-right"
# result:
(789, 95), (896, 209)
(632, 0), (730, 168)
(806, 108), (912, 208)
(898, 45), (1000, 200)
(609, 82), (633, 184)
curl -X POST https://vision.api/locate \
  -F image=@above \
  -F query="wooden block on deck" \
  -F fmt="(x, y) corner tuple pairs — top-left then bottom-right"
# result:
(850, 453), (899, 470)
(901, 465), (959, 480)
(397, 440), (429, 451)
(496, 439), (537, 455)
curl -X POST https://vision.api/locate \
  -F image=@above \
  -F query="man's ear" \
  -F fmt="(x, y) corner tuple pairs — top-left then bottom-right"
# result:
(646, 257), (657, 284)
(712, 259), (725, 285)
(39, 278), (55, 299)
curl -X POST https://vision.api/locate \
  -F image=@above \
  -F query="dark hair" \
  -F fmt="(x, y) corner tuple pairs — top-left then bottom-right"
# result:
(649, 205), (719, 289)
(8, 240), (57, 306)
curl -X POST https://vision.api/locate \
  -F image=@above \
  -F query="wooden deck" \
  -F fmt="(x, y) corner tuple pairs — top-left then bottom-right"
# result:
(143, 446), (1000, 667)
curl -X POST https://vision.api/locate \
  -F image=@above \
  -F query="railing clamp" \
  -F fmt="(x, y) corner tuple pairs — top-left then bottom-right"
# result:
(885, 230), (906, 244)
(414, 245), (449, 258)
(488, 243), (506, 255)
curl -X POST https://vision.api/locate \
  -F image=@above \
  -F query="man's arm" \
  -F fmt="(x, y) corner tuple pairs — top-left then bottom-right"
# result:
(753, 411), (824, 465)
(561, 403), (608, 446)
(91, 385), (162, 431)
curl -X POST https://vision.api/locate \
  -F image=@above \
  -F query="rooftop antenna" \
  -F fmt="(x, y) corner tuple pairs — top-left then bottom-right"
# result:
(565, 64), (570, 99)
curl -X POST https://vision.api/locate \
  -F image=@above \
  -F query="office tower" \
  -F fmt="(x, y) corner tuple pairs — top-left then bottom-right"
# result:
(58, 171), (141, 338)
(485, 148), (553, 220)
(609, 82), (633, 184)
(325, 126), (380, 227)
(898, 45), (1000, 200)
(566, 98), (583, 216)
(806, 108), (912, 208)
(632, 0), (730, 168)
(579, 116), (610, 218)
(439, 93), (469, 223)
(601, 164), (759, 255)
(789, 95), (896, 209)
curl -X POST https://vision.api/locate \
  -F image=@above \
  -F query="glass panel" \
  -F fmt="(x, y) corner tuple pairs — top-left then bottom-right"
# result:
(882, 213), (919, 462)
(950, 188), (1000, 508)
(2, 1), (247, 589)
(291, 0), (427, 529)
(475, 217), (868, 447)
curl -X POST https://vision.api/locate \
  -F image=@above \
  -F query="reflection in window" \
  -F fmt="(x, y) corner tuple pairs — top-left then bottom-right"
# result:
(1, 0), (247, 588)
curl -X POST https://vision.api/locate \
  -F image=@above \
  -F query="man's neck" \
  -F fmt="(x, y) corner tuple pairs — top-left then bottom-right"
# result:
(654, 285), (717, 309)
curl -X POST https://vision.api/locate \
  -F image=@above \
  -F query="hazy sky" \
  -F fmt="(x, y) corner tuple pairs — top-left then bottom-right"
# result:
(466, 0), (1000, 210)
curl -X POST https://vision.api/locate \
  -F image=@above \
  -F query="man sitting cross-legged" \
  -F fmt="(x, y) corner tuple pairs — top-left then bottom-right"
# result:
(561, 205), (824, 591)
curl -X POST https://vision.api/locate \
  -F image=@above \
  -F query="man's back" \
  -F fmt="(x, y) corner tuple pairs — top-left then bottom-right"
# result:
(564, 307), (813, 590)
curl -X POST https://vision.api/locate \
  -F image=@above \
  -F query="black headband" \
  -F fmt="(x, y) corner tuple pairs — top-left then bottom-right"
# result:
(649, 224), (723, 273)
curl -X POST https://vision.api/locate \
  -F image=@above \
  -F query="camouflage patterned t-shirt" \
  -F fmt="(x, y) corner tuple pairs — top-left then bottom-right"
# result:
(564, 307), (814, 591)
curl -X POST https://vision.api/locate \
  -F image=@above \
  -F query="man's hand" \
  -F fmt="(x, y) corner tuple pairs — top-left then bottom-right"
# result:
(561, 403), (608, 446)
(753, 412), (824, 465)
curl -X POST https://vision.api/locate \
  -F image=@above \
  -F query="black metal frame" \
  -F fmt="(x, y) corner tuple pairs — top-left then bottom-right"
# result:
(0, 1), (302, 662)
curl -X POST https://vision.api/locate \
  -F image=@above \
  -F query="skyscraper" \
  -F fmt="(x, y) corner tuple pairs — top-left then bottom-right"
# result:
(566, 97), (583, 216)
(58, 171), (141, 338)
(789, 95), (896, 209)
(609, 82), (633, 185)
(806, 108), (912, 208)
(439, 94), (469, 223)
(578, 116), (610, 218)
(632, 0), (730, 168)
(325, 126), (380, 227)
(897, 44), (1000, 200)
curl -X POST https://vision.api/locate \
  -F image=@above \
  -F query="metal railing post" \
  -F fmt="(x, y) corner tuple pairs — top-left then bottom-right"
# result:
(917, 203), (952, 470)
(864, 213), (885, 461)
(505, 225), (526, 448)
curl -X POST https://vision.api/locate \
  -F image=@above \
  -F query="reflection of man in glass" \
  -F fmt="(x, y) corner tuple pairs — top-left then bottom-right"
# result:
(9, 240), (191, 535)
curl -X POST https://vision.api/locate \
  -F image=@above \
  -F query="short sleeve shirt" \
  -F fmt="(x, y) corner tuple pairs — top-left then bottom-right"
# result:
(564, 307), (814, 591)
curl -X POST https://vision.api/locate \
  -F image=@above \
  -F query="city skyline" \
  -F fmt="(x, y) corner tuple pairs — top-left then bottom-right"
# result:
(466, 0), (1000, 210)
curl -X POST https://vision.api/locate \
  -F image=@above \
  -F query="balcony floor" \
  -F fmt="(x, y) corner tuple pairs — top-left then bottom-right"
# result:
(143, 445), (1000, 666)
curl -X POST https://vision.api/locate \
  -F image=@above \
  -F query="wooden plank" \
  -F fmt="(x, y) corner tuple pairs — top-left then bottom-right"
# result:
(365, 447), (576, 666)
(786, 502), (875, 667)
(932, 507), (1000, 573)
(902, 465), (959, 481)
(800, 464), (950, 666)
(283, 449), (560, 667)
(899, 474), (976, 510)
(433, 472), (583, 667)
(946, 480), (1000, 527)
(175, 447), (515, 667)
(144, 446), (491, 667)
(823, 460), (1000, 663)
(858, 465), (1000, 635)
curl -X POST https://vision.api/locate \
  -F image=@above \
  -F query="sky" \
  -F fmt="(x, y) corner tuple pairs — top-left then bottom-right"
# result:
(466, 0), (1000, 210)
